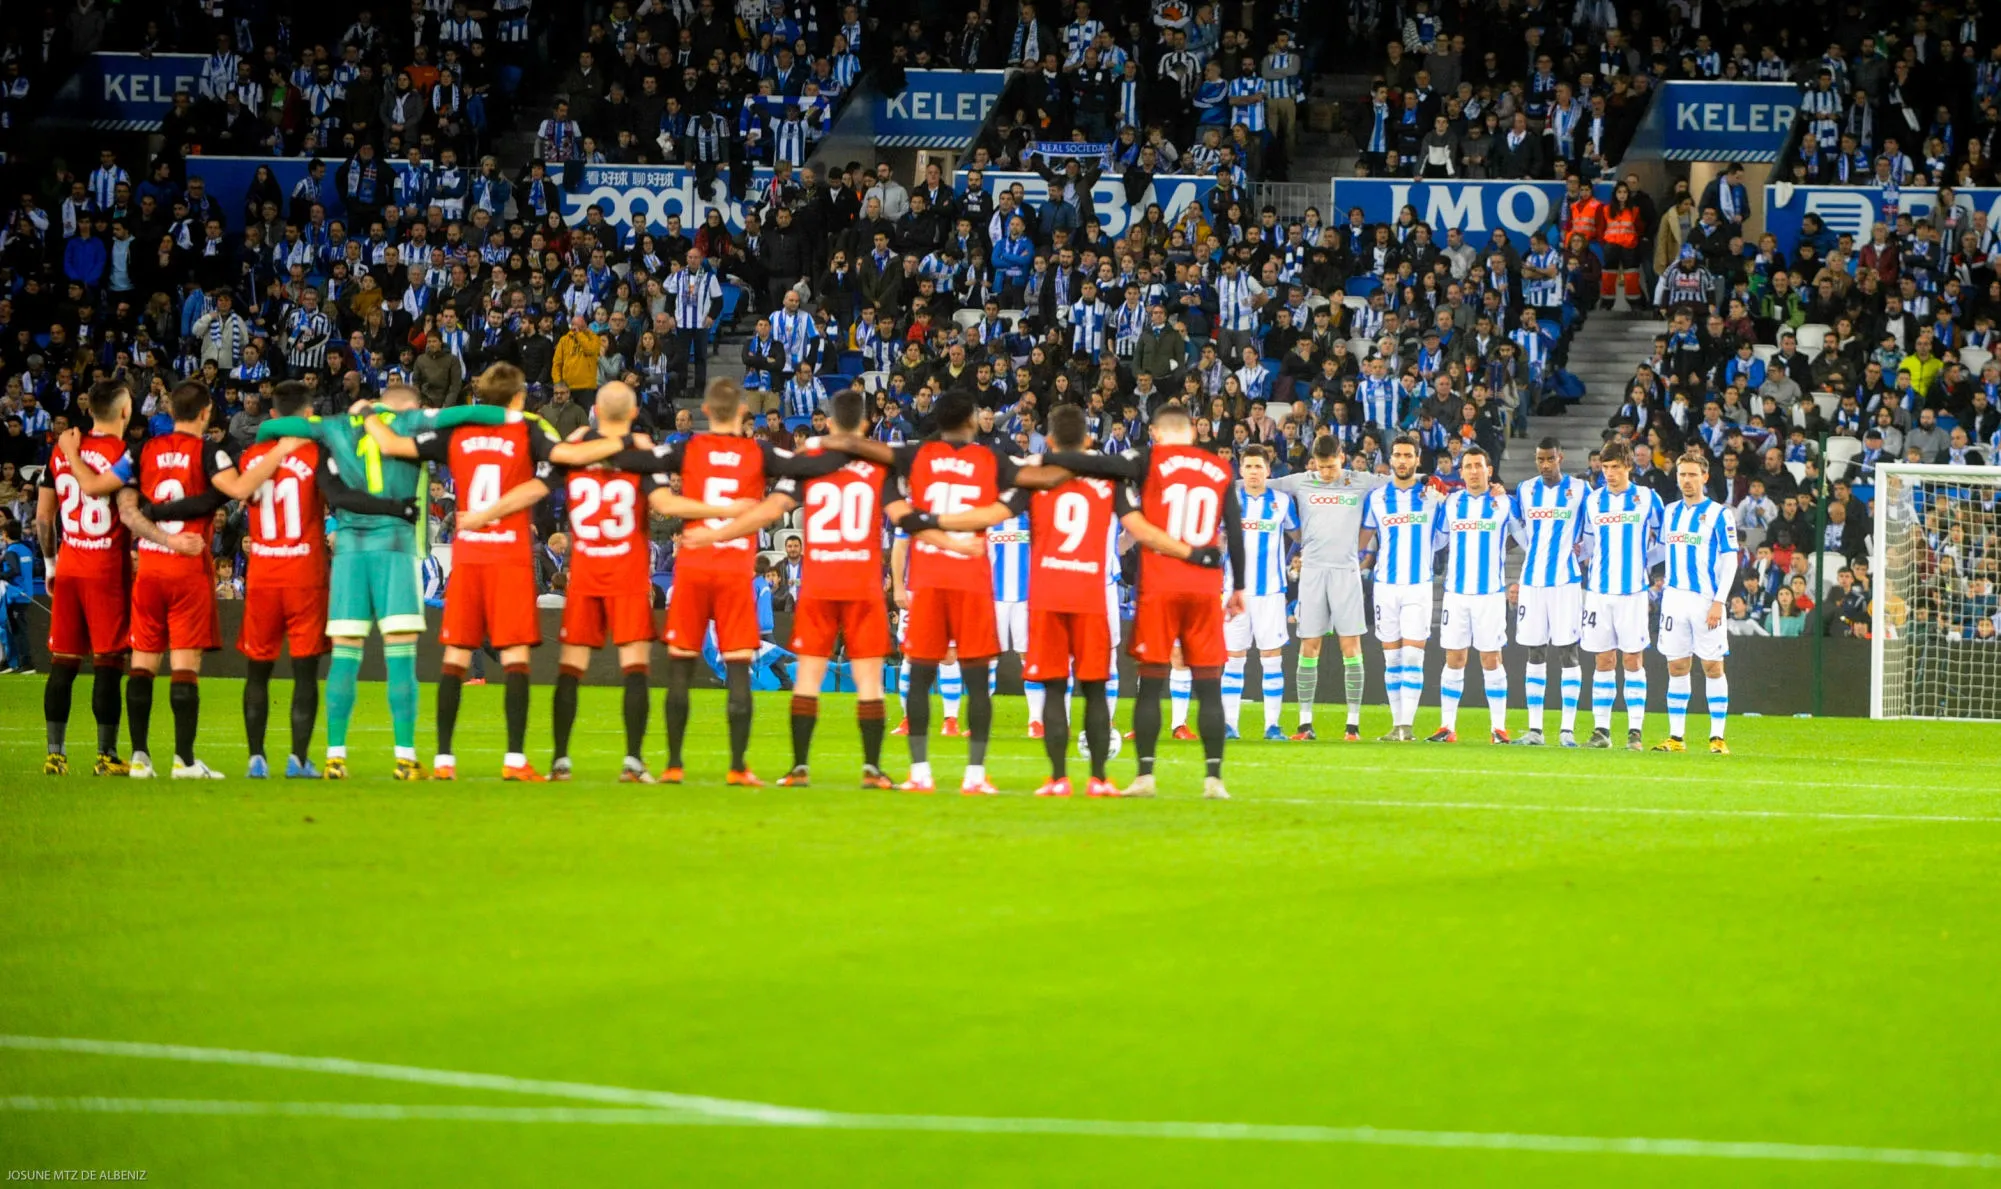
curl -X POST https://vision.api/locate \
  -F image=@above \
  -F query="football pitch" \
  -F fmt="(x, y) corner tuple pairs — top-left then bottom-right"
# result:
(2, 678), (1998, 1186)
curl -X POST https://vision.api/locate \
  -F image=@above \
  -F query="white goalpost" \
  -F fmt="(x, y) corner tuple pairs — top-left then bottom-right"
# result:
(1869, 463), (2001, 721)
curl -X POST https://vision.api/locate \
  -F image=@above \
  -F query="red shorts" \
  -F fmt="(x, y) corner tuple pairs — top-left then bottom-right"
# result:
(239, 583), (330, 661)
(48, 570), (131, 658)
(902, 586), (999, 663)
(561, 589), (656, 648)
(130, 569), (220, 653)
(1024, 607), (1114, 682)
(1129, 591), (1225, 671)
(439, 561), (542, 649)
(664, 568), (759, 654)
(790, 596), (891, 659)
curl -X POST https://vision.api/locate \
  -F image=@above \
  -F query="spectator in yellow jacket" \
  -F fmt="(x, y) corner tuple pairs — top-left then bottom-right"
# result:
(553, 316), (603, 401)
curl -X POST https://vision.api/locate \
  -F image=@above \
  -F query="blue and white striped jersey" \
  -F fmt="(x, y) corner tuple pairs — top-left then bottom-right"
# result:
(1234, 485), (1297, 596)
(1434, 490), (1516, 596)
(1512, 474), (1589, 587)
(1661, 497), (1741, 599)
(1362, 481), (1441, 585)
(1580, 484), (1663, 596)
(1359, 373), (1401, 428)
(988, 513), (1032, 602)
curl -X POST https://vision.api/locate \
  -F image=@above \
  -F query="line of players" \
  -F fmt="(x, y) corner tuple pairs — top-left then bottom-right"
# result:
(36, 362), (1737, 789)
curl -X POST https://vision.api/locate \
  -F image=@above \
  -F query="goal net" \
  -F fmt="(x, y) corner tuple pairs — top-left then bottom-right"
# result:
(1871, 464), (2001, 720)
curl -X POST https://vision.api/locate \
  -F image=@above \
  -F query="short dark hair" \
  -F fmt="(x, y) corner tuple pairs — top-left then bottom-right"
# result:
(1537, 435), (1562, 452)
(167, 380), (212, 423)
(1311, 434), (1342, 461)
(1152, 403), (1192, 433)
(1047, 403), (1088, 450)
(1390, 432), (1423, 456)
(828, 387), (866, 433)
(1461, 445), (1491, 468)
(932, 390), (976, 432)
(84, 379), (130, 425)
(271, 380), (313, 418)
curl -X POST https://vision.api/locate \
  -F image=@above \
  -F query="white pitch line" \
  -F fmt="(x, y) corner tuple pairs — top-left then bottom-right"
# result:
(3, 1039), (1998, 1171)
(1209, 797), (2001, 825)
(1217, 757), (1984, 797)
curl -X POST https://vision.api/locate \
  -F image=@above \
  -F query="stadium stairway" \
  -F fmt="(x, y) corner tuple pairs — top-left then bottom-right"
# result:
(1543, 309), (1654, 459)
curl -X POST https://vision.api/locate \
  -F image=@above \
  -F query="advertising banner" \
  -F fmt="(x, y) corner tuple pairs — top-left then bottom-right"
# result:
(1331, 179), (1567, 250)
(84, 52), (206, 131)
(875, 70), (1008, 149)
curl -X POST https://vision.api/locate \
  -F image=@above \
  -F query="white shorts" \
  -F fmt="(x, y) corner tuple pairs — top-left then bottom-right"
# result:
(1440, 591), (1509, 652)
(1515, 584), (1583, 648)
(1657, 587), (1729, 661)
(1225, 591), (1290, 652)
(996, 599), (1029, 652)
(1106, 583), (1123, 648)
(1373, 582), (1434, 643)
(1581, 590), (1651, 655)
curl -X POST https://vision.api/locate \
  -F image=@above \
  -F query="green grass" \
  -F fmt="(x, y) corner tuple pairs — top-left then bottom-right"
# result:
(3, 677), (1999, 1186)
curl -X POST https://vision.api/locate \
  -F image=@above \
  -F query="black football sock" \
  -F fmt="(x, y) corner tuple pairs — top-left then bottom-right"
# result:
(552, 665), (582, 763)
(664, 656), (695, 768)
(961, 659), (992, 766)
(126, 668), (155, 758)
(436, 662), (465, 758)
(169, 670), (200, 768)
(1194, 676), (1225, 779)
(1079, 680), (1110, 780)
(857, 697), (885, 769)
(1041, 677), (1070, 778)
(790, 694), (817, 769)
(1133, 673), (1166, 777)
(725, 660), (753, 770)
(243, 660), (274, 759)
(91, 660), (122, 755)
(503, 664), (531, 758)
(290, 655), (320, 761)
(904, 662), (937, 764)
(621, 665), (649, 762)
(44, 659), (79, 754)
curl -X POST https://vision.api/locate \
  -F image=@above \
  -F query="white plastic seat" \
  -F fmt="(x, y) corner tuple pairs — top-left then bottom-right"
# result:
(1959, 346), (1992, 376)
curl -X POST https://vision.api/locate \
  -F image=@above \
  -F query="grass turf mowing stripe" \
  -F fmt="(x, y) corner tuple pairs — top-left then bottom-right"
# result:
(7, 1041), (1999, 1171)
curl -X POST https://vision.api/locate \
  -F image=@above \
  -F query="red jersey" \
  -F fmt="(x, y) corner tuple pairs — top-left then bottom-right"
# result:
(1008, 476), (1118, 613)
(676, 432), (771, 576)
(895, 439), (1021, 593)
(565, 443), (662, 597)
(135, 432), (229, 579)
(416, 416), (555, 566)
(239, 440), (327, 588)
(1130, 445), (1236, 595)
(40, 432), (132, 580)
(775, 455), (890, 600)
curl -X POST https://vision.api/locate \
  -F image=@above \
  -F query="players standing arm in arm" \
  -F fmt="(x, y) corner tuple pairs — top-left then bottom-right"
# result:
(316, 456), (421, 520)
(145, 438), (310, 522)
(1113, 487), (1227, 566)
(55, 429), (132, 499)
(889, 534), (912, 608)
(116, 488), (204, 555)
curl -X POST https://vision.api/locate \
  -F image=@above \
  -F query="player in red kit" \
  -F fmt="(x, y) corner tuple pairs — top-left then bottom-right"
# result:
(120, 381), (308, 779)
(1044, 404), (1246, 799)
(930, 405), (1224, 797)
(231, 380), (421, 779)
(683, 388), (976, 789)
(472, 381), (747, 782)
(368, 363), (627, 781)
(605, 378), (856, 785)
(819, 391), (1071, 794)
(35, 381), (202, 776)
